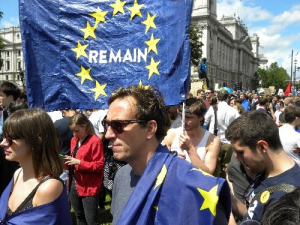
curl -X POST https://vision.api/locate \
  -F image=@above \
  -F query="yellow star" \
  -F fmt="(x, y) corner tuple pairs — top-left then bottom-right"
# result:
(90, 81), (107, 101)
(145, 34), (160, 54)
(76, 66), (93, 84)
(154, 164), (167, 190)
(90, 7), (108, 26)
(197, 185), (219, 216)
(80, 21), (97, 40)
(71, 41), (89, 60)
(138, 80), (149, 89)
(146, 57), (160, 79)
(128, 0), (144, 20)
(153, 206), (159, 211)
(142, 13), (156, 34)
(110, 0), (126, 16)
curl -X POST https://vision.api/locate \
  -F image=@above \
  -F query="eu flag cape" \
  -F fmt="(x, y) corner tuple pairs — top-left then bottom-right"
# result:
(19, 0), (193, 111)
(117, 145), (231, 224)
(0, 178), (72, 224)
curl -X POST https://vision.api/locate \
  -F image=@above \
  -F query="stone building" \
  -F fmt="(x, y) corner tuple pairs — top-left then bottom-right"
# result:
(0, 26), (25, 88)
(191, 0), (268, 91)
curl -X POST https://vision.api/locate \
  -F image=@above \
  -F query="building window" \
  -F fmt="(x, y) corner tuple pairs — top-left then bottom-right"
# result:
(6, 51), (10, 57)
(18, 61), (22, 71)
(6, 75), (8, 80)
(17, 33), (20, 39)
(6, 61), (10, 71)
(18, 50), (21, 56)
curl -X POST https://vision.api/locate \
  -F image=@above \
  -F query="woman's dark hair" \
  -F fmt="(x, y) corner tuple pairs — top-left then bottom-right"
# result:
(2, 109), (63, 178)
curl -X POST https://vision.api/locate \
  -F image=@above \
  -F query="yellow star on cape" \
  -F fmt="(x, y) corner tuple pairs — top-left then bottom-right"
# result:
(138, 80), (149, 89)
(142, 13), (156, 34)
(145, 34), (160, 54)
(71, 42), (89, 60)
(80, 21), (97, 40)
(197, 184), (219, 216)
(190, 168), (212, 177)
(153, 164), (167, 190)
(128, 0), (144, 20)
(90, 7), (108, 26)
(76, 66), (93, 84)
(90, 81), (107, 100)
(146, 57), (160, 79)
(110, 0), (126, 16)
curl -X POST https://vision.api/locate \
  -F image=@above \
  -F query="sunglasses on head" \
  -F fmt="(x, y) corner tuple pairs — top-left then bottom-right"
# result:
(102, 119), (147, 134)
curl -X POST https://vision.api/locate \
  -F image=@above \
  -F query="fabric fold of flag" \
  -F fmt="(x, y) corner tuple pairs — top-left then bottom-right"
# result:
(19, 0), (193, 110)
(117, 145), (231, 225)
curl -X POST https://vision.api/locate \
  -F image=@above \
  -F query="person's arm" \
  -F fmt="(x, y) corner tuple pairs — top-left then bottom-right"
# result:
(34, 179), (63, 206)
(180, 132), (219, 175)
(226, 175), (248, 221)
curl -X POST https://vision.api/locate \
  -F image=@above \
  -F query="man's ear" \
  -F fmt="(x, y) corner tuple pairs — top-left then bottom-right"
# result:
(145, 120), (157, 139)
(8, 95), (14, 102)
(257, 140), (268, 153)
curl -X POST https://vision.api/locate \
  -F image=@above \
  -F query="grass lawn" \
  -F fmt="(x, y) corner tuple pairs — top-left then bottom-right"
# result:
(71, 193), (113, 225)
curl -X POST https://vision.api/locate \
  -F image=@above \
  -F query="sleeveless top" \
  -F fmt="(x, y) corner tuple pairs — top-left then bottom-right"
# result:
(6, 170), (62, 217)
(170, 129), (210, 163)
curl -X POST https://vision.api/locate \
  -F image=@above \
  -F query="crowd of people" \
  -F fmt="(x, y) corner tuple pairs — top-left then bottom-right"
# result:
(0, 80), (300, 225)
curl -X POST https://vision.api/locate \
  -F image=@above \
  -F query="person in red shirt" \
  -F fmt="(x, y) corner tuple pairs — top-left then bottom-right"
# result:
(65, 113), (104, 225)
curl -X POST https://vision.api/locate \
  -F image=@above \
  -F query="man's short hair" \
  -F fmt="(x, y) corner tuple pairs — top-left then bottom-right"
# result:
(258, 96), (269, 106)
(0, 81), (21, 101)
(183, 97), (207, 116)
(108, 85), (170, 142)
(262, 187), (300, 225)
(225, 110), (282, 151)
(284, 105), (300, 123)
(217, 90), (229, 101)
(196, 89), (204, 95)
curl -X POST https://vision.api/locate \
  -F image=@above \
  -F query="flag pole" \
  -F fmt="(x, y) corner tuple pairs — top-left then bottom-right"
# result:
(181, 101), (186, 133)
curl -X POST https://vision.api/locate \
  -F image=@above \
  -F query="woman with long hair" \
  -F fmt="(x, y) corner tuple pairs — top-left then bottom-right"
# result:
(0, 109), (72, 224)
(66, 113), (104, 225)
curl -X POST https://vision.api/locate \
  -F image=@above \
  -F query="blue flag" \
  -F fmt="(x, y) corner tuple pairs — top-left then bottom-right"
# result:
(19, 0), (193, 111)
(117, 145), (231, 224)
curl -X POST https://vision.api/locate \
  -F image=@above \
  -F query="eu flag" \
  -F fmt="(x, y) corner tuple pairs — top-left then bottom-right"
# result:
(19, 0), (193, 111)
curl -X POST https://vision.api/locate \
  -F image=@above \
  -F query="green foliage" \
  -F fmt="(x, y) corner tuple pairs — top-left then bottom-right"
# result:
(189, 24), (203, 66)
(257, 62), (290, 90)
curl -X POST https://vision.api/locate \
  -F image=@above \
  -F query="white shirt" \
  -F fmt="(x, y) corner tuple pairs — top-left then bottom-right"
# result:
(88, 109), (108, 136)
(279, 124), (300, 166)
(217, 101), (240, 143)
(204, 105), (215, 134)
(274, 110), (282, 126)
(47, 110), (63, 123)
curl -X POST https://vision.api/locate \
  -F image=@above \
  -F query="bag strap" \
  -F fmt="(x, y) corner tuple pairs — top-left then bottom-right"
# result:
(251, 183), (297, 204)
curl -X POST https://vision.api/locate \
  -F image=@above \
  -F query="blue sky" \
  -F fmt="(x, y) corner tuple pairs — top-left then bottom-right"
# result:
(1, 0), (300, 76)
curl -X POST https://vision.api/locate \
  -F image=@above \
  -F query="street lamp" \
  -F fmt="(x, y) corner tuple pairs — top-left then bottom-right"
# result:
(294, 59), (298, 89)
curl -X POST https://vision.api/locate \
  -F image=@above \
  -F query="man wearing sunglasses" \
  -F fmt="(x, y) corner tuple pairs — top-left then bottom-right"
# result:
(104, 85), (231, 225)
(225, 110), (300, 223)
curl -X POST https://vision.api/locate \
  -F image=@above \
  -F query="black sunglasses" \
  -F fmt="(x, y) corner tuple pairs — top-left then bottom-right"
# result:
(3, 135), (20, 146)
(102, 119), (147, 134)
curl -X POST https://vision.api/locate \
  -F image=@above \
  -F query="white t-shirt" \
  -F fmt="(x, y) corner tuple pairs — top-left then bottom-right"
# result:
(279, 124), (300, 166)
(88, 109), (108, 136)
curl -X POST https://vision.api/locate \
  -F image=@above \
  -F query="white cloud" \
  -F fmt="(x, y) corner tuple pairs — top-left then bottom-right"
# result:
(217, 0), (300, 74)
(217, 0), (272, 22)
(0, 17), (19, 28)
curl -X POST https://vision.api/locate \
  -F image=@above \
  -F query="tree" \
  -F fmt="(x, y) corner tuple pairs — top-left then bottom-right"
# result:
(257, 62), (290, 90)
(189, 24), (203, 66)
